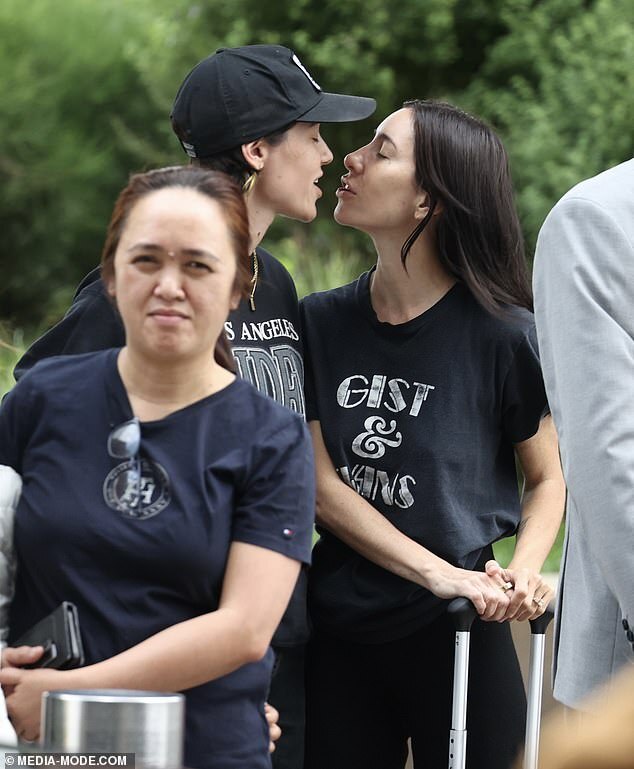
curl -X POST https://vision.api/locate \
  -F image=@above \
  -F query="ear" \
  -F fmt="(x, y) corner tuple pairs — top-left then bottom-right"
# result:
(414, 191), (442, 221)
(229, 286), (241, 311)
(105, 273), (116, 298)
(241, 140), (267, 172)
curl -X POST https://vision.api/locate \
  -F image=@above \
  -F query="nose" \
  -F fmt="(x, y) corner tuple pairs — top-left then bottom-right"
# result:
(153, 265), (185, 301)
(343, 148), (363, 173)
(321, 138), (334, 166)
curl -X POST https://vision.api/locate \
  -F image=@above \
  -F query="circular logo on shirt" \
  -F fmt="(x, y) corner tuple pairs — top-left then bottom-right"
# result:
(103, 459), (171, 519)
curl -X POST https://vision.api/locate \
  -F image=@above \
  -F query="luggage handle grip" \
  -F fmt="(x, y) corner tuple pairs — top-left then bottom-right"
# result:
(447, 597), (478, 631)
(529, 603), (555, 635)
(448, 597), (554, 633)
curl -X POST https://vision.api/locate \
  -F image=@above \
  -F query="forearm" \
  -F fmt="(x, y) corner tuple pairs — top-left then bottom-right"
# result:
(509, 478), (565, 572)
(66, 608), (261, 693)
(316, 477), (442, 589)
(310, 421), (512, 616)
(64, 543), (301, 694)
(509, 416), (565, 573)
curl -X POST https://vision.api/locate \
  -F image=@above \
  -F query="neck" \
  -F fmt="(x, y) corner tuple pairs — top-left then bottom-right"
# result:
(369, 229), (456, 324)
(245, 195), (275, 253)
(117, 347), (234, 421)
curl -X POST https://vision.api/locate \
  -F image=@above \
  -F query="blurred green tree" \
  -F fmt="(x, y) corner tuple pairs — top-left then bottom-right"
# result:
(0, 0), (179, 329)
(462, 0), (634, 250)
(1, 0), (632, 329)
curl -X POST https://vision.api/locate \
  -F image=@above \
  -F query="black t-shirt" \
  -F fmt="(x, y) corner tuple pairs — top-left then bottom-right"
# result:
(224, 253), (304, 418)
(1, 350), (314, 769)
(13, 248), (307, 647)
(300, 272), (548, 643)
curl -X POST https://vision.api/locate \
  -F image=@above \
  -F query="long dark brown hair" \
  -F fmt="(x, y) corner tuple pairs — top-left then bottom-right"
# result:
(402, 100), (532, 314)
(101, 166), (251, 371)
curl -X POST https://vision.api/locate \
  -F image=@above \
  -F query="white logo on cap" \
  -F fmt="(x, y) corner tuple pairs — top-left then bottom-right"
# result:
(292, 54), (322, 92)
(181, 140), (197, 158)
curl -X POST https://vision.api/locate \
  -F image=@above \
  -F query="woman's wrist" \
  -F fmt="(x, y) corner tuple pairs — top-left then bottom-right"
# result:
(507, 555), (546, 574)
(416, 551), (451, 590)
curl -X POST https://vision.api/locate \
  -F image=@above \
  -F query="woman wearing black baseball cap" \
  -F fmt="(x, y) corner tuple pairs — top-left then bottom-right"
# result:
(170, 45), (375, 769)
(14, 44), (375, 769)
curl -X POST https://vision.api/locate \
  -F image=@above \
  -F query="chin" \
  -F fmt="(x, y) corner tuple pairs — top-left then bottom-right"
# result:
(294, 205), (317, 223)
(280, 197), (317, 223)
(333, 205), (357, 228)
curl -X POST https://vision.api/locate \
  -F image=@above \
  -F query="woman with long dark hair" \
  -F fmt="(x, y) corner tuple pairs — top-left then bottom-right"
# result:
(301, 100), (565, 769)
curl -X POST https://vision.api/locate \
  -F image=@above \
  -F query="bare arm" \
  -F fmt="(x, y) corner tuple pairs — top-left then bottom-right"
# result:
(1, 542), (300, 739)
(309, 421), (510, 618)
(486, 415), (566, 620)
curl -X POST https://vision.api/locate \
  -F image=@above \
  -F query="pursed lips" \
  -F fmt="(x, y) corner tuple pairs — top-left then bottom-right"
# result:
(337, 175), (356, 195)
(148, 308), (190, 322)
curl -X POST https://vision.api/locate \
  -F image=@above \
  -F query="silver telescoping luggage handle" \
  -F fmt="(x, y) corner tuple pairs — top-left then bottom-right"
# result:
(446, 597), (554, 769)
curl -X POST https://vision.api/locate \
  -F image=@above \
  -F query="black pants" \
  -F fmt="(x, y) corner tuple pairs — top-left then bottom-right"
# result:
(304, 614), (526, 769)
(270, 644), (306, 769)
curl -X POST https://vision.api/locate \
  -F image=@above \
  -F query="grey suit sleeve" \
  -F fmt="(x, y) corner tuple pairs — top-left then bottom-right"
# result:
(533, 195), (634, 622)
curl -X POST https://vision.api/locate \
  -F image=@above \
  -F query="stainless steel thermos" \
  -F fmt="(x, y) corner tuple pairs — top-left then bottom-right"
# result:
(41, 690), (185, 768)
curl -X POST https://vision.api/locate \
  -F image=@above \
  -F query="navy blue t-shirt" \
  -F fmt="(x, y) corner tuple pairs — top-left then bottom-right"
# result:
(13, 248), (309, 647)
(301, 274), (548, 643)
(0, 349), (314, 769)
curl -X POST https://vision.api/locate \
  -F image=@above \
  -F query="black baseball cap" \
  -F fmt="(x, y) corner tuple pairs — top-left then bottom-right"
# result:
(171, 45), (377, 158)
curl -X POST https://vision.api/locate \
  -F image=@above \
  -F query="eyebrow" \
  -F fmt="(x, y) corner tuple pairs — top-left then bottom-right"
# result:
(374, 131), (397, 148)
(127, 243), (219, 261)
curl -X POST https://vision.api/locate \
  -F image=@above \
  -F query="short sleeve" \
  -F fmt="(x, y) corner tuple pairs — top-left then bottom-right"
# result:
(233, 414), (315, 564)
(501, 325), (549, 444)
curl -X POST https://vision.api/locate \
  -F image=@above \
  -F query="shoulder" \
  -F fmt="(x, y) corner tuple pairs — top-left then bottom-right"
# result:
(560, 159), (634, 210)
(226, 379), (309, 448)
(73, 267), (103, 299)
(5, 351), (115, 421)
(300, 274), (361, 315)
(19, 349), (115, 394)
(236, 377), (306, 426)
(535, 162), (634, 286)
(541, 160), (634, 235)
(71, 275), (118, 315)
(459, 286), (536, 351)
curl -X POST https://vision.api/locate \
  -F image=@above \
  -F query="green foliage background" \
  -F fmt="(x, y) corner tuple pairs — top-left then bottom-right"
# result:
(1, 0), (633, 333)
(3, 2), (616, 568)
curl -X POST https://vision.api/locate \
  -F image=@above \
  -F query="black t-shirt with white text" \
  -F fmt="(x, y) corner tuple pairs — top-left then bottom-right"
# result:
(223, 250), (304, 419)
(300, 272), (548, 643)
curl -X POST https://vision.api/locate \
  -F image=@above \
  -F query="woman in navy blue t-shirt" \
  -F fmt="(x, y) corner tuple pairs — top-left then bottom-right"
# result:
(0, 166), (315, 769)
(301, 101), (566, 768)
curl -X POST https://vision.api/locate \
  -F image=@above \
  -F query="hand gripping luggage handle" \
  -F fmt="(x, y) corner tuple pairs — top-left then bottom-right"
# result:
(446, 598), (554, 769)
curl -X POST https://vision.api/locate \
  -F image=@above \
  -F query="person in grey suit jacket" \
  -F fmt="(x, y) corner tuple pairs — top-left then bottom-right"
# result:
(533, 158), (634, 708)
